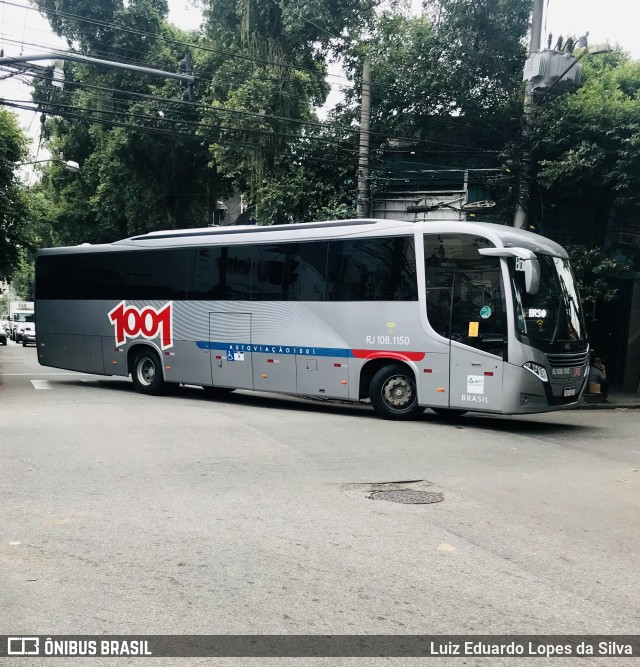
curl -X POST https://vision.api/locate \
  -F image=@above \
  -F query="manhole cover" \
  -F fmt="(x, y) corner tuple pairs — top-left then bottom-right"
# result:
(368, 489), (444, 504)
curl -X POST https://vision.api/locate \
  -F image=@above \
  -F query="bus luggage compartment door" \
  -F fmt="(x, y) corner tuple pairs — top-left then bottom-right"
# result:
(209, 312), (253, 390)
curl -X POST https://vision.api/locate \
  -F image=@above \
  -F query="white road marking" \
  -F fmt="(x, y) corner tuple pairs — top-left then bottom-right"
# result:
(3, 372), (89, 376)
(31, 380), (52, 390)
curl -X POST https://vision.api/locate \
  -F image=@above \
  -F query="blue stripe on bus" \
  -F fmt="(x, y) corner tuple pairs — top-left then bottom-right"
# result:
(196, 341), (352, 358)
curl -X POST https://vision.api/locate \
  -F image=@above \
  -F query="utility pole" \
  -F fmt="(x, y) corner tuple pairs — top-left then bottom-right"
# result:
(179, 54), (195, 102)
(513, 0), (544, 229)
(356, 56), (371, 218)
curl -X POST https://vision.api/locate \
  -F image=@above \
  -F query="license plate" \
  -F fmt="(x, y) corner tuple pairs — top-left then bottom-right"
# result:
(552, 367), (583, 378)
(563, 386), (576, 397)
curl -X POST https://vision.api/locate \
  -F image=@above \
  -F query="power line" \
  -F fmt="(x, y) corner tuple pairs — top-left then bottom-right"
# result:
(2, 62), (505, 157)
(1, 99), (363, 170)
(0, 68), (364, 157)
(0, 0), (354, 84)
(0, 34), (349, 100)
(3, 95), (361, 153)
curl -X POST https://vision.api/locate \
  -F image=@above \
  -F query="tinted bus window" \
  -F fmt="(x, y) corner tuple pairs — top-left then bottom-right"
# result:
(36, 255), (83, 299)
(251, 243), (291, 301)
(327, 236), (417, 301)
(290, 241), (328, 301)
(188, 247), (224, 299)
(82, 252), (130, 300)
(129, 250), (188, 300)
(189, 245), (254, 300)
(425, 289), (451, 338)
(224, 246), (253, 300)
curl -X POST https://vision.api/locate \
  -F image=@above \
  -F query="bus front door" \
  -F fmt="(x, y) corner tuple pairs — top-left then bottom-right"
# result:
(447, 269), (506, 413)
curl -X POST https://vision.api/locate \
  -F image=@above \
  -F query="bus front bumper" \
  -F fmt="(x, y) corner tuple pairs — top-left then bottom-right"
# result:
(502, 362), (588, 414)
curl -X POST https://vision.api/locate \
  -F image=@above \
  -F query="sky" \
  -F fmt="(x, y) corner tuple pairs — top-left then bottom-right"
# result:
(0, 0), (202, 158)
(543, 0), (640, 57)
(1, 0), (639, 158)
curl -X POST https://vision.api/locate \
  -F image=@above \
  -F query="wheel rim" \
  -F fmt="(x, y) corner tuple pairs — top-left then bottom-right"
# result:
(137, 357), (156, 386)
(382, 374), (414, 410)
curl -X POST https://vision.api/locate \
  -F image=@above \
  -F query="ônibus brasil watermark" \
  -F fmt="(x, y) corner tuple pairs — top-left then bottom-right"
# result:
(2, 635), (639, 658)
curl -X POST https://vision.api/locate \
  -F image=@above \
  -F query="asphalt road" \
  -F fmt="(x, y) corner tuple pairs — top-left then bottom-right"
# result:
(1, 340), (639, 664)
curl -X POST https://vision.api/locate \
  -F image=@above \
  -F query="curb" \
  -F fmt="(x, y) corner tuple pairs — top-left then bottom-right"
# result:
(576, 403), (640, 410)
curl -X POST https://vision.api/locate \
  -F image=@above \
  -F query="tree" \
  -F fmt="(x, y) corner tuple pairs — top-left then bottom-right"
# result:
(27, 0), (379, 232)
(0, 109), (32, 282)
(567, 244), (634, 304)
(199, 0), (381, 223)
(31, 0), (227, 239)
(334, 0), (531, 222)
(531, 50), (640, 244)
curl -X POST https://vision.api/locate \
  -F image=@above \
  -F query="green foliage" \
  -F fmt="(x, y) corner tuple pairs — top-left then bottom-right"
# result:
(26, 0), (375, 234)
(200, 0), (377, 223)
(566, 244), (634, 304)
(334, 0), (530, 224)
(0, 109), (33, 282)
(423, 0), (531, 113)
(17, 0), (639, 251)
(533, 53), (640, 209)
(31, 0), (224, 238)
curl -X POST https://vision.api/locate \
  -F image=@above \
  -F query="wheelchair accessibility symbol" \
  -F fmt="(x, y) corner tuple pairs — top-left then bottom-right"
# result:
(226, 350), (234, 361)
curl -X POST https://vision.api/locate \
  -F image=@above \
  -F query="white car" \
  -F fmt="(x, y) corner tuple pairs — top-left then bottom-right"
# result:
(21, 323), (37, 347)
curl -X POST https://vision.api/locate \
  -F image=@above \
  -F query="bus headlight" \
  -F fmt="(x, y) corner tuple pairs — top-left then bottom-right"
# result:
(523, 362), (549, 382)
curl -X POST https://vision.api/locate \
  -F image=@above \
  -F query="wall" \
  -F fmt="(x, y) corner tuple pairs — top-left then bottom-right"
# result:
(623, 277), (640, 392)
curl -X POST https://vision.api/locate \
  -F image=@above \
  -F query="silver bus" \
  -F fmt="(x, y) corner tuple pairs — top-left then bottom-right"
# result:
(35, 218), (589, 419)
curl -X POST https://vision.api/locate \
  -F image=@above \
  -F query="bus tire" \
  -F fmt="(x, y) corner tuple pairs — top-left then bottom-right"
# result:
(131, 349), (165, 395)
(369, 364), (422, 420)
(431, 408), (467, 419)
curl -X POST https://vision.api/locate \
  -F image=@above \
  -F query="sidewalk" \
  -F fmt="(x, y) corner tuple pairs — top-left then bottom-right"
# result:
(578, 389), (640, 409)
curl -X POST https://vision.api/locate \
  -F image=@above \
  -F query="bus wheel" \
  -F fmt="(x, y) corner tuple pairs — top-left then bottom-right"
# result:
(132, 350), (165, 395)
(369, 364), (422, 420)
(431, 408), (467, 419)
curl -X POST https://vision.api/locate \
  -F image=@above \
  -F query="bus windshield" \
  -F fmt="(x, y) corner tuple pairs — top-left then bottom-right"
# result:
(510, 255), (586, 347)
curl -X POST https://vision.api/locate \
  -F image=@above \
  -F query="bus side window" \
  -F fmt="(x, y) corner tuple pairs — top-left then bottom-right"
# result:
(327, 237), (417, 301)
(425, 288), (452, 338)
(188, 247), (225, 299)
(223, 246), (253, 300)
(129, 250), (188, 300)
(290, 241), (328, 301)
(36, 255), (83, 299)
(82, 253), (130, 300)
(424, 235), (454, 336)
(251, 243), (291, 301)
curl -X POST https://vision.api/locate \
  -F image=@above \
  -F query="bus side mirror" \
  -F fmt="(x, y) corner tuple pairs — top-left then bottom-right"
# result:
(523, 258), (540, 295)
(478, 246), (541, 294)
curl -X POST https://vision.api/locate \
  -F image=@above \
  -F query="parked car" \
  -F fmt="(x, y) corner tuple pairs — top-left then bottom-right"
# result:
(21, 323), (36, 347)
(0, 328), (6, 345)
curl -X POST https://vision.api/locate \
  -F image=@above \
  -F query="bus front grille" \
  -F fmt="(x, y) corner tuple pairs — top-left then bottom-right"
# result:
(546, 351), (589, 368)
